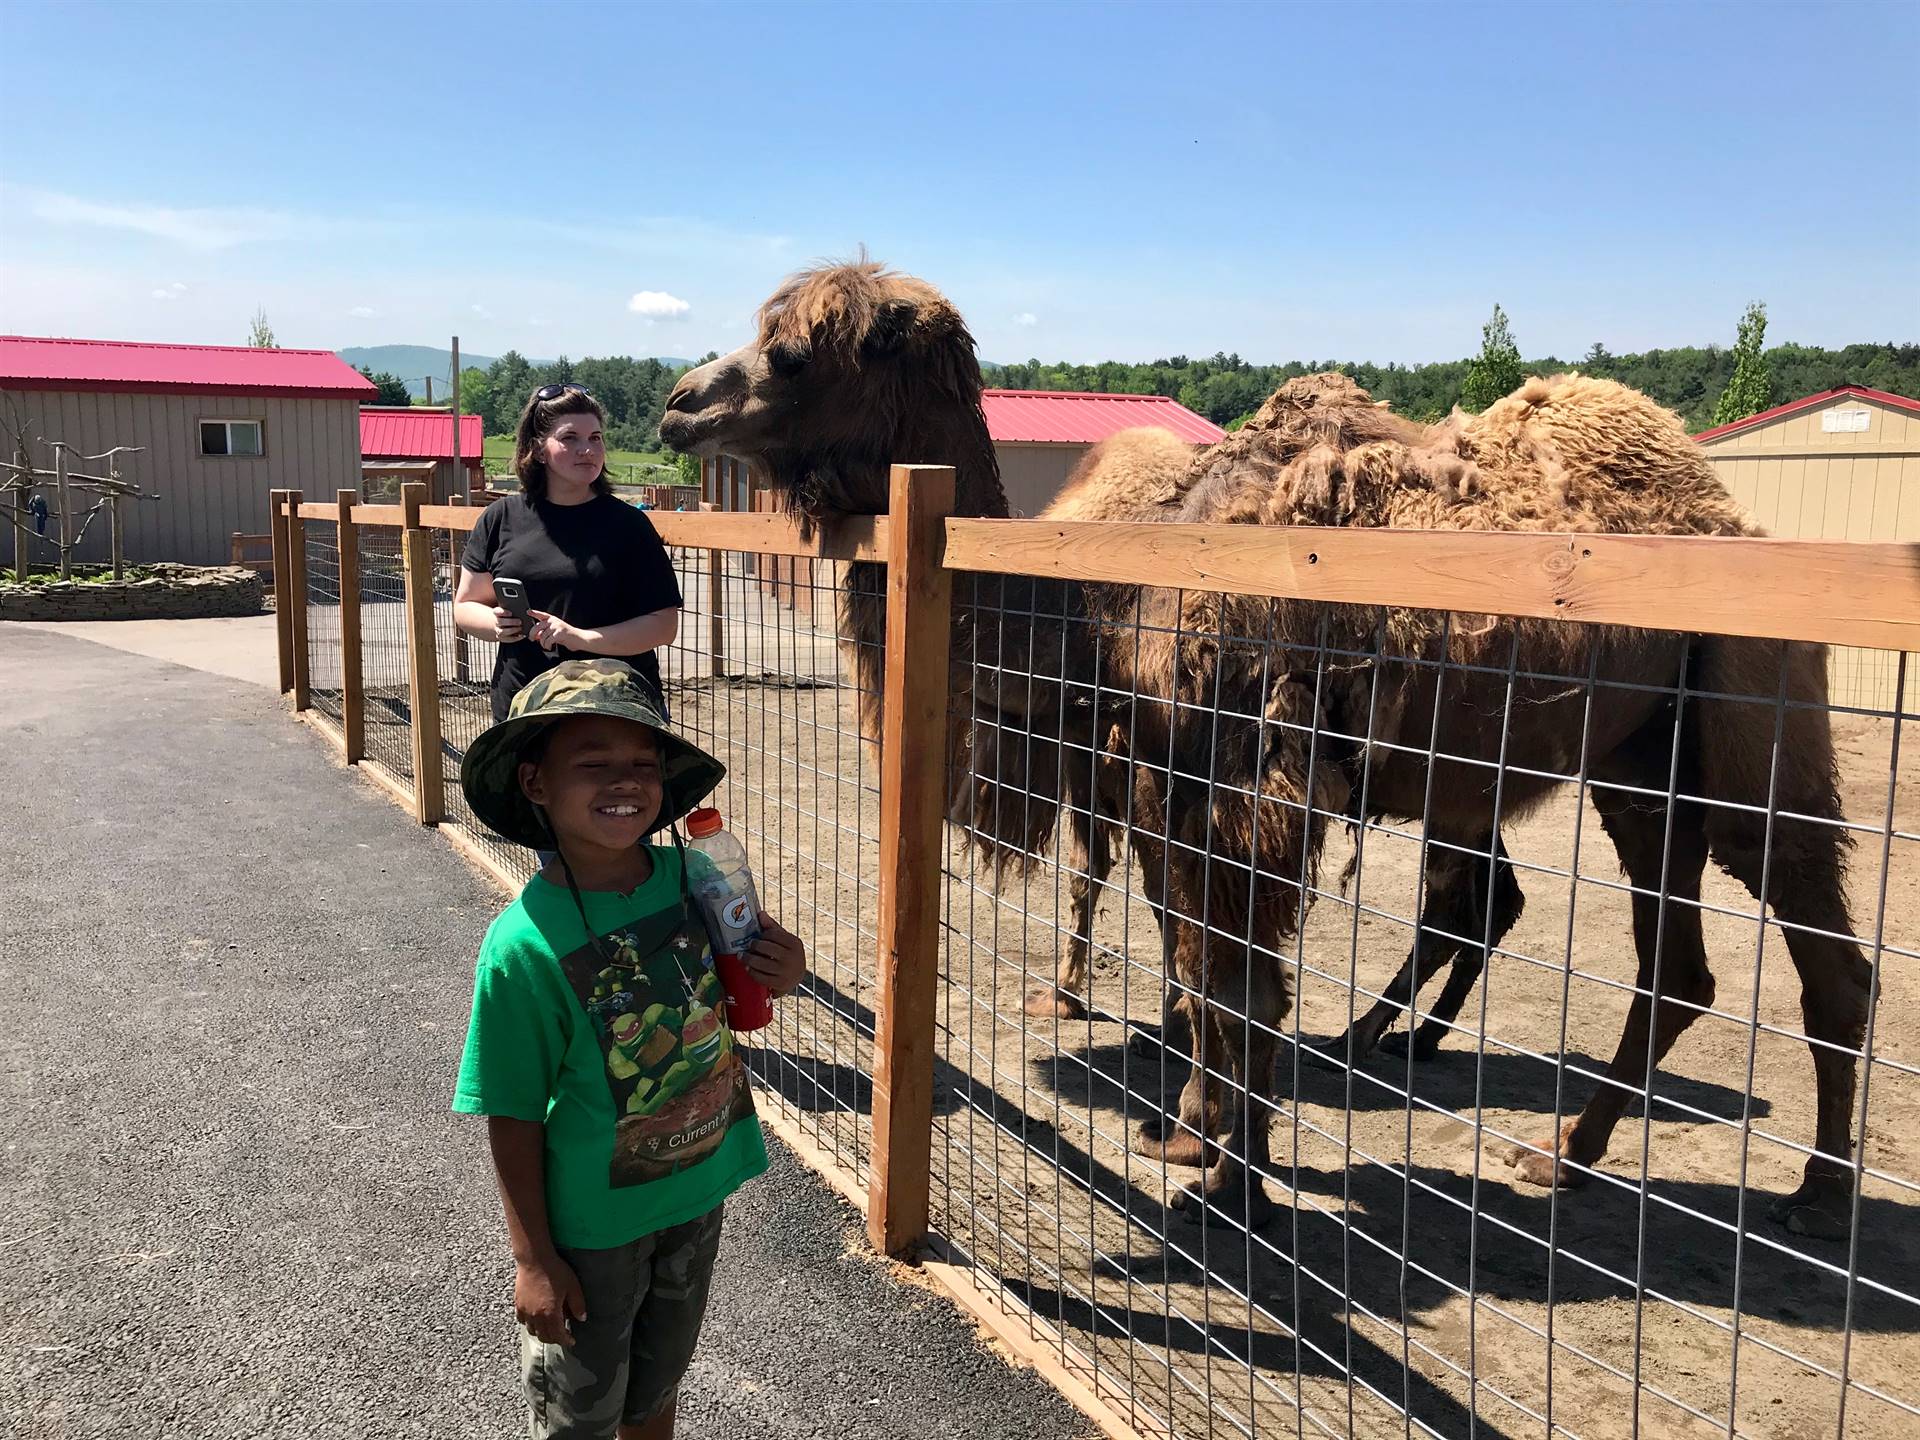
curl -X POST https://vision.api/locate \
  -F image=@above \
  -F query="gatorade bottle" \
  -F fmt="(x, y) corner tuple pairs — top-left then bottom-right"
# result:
(685, 807), (772, 1031)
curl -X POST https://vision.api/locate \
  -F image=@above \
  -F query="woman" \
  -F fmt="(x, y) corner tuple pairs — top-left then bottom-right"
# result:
(455, 383), (681, 725)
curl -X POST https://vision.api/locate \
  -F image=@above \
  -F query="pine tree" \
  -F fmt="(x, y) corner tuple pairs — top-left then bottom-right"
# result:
(1460, 303), (1523, 413)
(247, 307), (276, 348)
(1710, 301), (1774, 426)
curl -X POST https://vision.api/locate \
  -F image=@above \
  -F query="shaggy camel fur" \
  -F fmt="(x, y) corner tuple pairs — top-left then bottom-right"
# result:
(661, 262), (1870, 1242)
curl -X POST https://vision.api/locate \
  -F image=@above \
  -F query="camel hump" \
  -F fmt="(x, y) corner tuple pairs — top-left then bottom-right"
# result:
(1457, 372), (1761, 534)
(1044, 427), (1199, 522)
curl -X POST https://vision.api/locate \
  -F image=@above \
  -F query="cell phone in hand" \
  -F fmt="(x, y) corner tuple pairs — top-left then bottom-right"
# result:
(493, 577), (531, 622)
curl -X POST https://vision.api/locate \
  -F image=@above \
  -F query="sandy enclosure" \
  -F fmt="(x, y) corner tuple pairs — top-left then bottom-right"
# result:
(661, 554), (1918, 1440)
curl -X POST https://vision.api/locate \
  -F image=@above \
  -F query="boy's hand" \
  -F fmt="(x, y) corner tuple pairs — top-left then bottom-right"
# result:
(745, 915), (807, 998)
(514, 1252), (586, 1347)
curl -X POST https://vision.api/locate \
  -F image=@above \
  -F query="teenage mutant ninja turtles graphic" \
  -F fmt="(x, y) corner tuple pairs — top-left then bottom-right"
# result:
(563, 907), (754, 1186)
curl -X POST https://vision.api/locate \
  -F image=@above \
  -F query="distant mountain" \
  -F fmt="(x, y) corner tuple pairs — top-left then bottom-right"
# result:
(337, 345), (698, 400)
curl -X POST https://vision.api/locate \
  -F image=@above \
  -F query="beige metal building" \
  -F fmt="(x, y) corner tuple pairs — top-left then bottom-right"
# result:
(1697, 385), (1919, 711)
(1, 335), (371, 568)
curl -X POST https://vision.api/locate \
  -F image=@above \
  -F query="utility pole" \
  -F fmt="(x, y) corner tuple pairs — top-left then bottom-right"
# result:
(424, 375), (434, 405)
(450, 335), (462, 502)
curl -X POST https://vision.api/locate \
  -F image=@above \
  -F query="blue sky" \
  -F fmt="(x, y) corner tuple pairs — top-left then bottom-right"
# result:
(2, 0), (1914, 365)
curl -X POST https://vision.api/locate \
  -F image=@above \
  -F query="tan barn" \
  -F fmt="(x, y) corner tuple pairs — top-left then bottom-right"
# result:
(982, 388), (1225, 515)
(0, 335), (371, 567)
(359, 407), (483, 504)
(1697, 385), (1920, 711)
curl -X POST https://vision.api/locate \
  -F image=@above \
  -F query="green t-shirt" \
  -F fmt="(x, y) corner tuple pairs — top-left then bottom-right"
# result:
(452, 846), (768, 1249)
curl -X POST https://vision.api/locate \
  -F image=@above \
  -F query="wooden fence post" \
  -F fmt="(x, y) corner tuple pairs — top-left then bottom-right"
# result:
(109, 492), (124, 581)
(286, 490), (309, 712)
(337, 488), (365, 762)
(867, 463), (956, 1256)
(401, 481), (445, 824)
(271, 490), (294, 694)
(701, 500), (725, 681)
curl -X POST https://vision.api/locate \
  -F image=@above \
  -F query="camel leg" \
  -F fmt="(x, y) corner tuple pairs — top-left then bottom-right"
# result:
(1383, 835), (1526, 1060)
(1122, 766), (1190, 1059)
(1309, 832), (1524, 1065)
(1508, 754), (1714, 1190)
(1024, 792), (1101, 1022)
(1169, 958), (1284, 1232)
(1133, 993), (1222, 1168)
(1689, 652), (1871, 1240)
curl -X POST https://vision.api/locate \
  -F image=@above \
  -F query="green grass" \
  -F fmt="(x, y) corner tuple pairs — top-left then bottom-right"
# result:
(482, 434), (680, 481)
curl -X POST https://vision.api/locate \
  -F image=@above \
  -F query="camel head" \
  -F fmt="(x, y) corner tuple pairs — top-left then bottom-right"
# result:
(660, 259), (1006, 522)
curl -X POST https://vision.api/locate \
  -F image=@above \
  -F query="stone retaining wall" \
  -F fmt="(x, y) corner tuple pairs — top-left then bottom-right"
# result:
(0, 564), (266, 622)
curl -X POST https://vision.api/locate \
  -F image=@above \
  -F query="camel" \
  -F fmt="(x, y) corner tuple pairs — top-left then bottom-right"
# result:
(660, 260), (1871, 1242)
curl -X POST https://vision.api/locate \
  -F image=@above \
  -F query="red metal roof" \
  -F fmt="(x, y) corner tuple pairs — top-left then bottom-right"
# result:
(1693, 385), (1920, 444)
(0, 334), (376, 399)
(359, 407), (484, 462)
(982, 388), (1225, 446)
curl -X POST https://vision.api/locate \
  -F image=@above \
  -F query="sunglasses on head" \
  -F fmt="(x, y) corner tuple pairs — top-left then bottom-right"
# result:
(533, 382), (594, 402)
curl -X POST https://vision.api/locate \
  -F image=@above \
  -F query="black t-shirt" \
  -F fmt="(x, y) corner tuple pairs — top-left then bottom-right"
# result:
(462, 492), (682, 720)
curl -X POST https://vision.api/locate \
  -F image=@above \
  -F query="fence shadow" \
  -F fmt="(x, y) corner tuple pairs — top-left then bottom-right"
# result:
(1044, 1034), (1773, 1125)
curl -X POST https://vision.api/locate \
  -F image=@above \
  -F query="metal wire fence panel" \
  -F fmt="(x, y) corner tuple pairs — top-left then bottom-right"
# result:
(930, 568), (1917, 1440)
(358, 523), (413, 788)
(428, 529), (532, 884)
(304, 519), (343, 728)
(658, 543), (883, 1190)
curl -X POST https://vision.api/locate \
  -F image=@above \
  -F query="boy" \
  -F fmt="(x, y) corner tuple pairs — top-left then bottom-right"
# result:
(454, 659), (806, 1440)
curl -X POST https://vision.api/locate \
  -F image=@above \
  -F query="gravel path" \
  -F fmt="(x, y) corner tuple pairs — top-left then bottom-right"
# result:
(0, 625), (1093, 1440)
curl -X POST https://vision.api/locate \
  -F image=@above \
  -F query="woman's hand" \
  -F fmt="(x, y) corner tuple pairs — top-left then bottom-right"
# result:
(489, 606), (525, 644)
(527, 609), (595, 655)
(514, 1251), (586, 1347)
(744, 916), (807, 998)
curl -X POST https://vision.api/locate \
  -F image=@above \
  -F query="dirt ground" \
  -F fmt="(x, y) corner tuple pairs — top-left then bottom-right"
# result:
(661, 560), (1920, 1440)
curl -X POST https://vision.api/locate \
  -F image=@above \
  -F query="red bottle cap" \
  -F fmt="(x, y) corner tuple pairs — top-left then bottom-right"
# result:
(685, 807), (723, 838)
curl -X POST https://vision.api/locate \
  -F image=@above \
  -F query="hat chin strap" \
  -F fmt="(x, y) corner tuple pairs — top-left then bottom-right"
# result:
(539, 803), (695, 964)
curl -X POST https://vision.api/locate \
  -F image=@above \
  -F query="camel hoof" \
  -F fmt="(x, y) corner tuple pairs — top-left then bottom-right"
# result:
(1296, 1035), (1360, 1073)
(1771, 1182), (1853, 1241)
(1127, 1024), (1169, 1058)
(1134, 1119), (1209, 1168)
(1506, 1135), (1588, 1191)
(1171, 1176), (1278, 1231)
(1378, 1030), (1441, 1063)
(1023, 987), (1087, 1021)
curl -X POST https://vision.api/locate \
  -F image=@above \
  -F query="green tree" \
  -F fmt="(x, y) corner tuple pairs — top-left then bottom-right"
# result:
(1459, 303), (1523, 412)
(357, 366), (413, 406)
(456, 366), (496, 428)
(247, 307), (276, 348)
(1710, 301), (1774, 426)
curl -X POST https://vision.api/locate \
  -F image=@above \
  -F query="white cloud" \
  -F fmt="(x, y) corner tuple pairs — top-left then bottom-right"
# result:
(349, 304), (379, 318)
(1015, 312), (1038, 327)
(628, 290), (691, 320)
(472, 302), (495, 320)
(152, 281), (188, 301)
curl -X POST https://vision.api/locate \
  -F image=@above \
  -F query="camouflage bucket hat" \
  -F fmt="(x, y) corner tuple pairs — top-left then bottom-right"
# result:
(460, 659), (724, 848)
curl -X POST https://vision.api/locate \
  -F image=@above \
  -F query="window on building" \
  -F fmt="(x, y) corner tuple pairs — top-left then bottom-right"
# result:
(1822, 407), (1871, 433)
(200, 419), (265, 456)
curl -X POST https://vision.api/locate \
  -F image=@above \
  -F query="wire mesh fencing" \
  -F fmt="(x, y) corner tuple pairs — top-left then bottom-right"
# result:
(426, 526), (532, 883)
(931, 568), (1916, 1440)
(357, 522), (413, 789)
(658, 540), (884, 1187)
(303, 518), (343, 728)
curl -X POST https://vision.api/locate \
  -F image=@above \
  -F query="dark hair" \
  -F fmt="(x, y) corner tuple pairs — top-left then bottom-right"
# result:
(513, 388), (612, 499)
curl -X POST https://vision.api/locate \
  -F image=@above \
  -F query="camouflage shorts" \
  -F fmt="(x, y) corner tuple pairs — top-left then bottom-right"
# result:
(520, 1205), (724, 1438)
